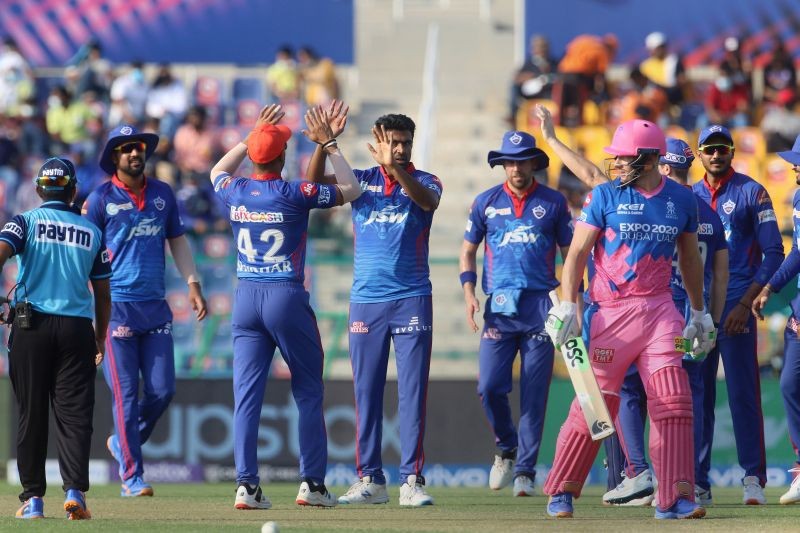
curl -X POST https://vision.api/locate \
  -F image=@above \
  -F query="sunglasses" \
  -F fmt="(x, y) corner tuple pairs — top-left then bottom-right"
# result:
(114, 141), (147, 154)
(699, 144), (733, 155)
(35, 174), (73, 188)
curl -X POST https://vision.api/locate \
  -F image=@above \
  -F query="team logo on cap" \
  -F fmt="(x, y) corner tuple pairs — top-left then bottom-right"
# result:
(120, 126), (133, 135)
(708, 125), (723, 133)
(154, 196), (166, 211)
(509, 133), (523, 145)
(532, 205), (546, 219)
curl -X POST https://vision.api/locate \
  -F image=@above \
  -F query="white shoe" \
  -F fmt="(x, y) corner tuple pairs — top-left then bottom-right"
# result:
(489, 454), (514, 490)
(743, 476), (766, 505)
(780, 468), (800, 505)
(695, 486), (713, 506)
(399, 475), (434, 507)
(602, 468), (654, 505)
(296, 481), (337, 507)
(337, 476), (389, 504)
(513, 475), (535, 497)
(234, 483), (272, 510)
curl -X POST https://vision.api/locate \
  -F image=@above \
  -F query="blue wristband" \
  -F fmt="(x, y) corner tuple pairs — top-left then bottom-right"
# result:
(459, 271), (477, 286)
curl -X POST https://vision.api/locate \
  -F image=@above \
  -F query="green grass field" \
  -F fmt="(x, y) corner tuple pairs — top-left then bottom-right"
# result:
(0, 483), (796, 532)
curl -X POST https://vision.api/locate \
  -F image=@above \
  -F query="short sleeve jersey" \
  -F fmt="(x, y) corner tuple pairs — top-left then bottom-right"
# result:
(464, 181), (573, 294)
(350, 165), (442, 303)
(82, 176), (184, 302)
(212, 172), (337, 283)
(578, 177), (698, 303)
(0, 201), (111, 318)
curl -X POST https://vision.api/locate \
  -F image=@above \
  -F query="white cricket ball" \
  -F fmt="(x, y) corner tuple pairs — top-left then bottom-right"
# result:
(262, 521), (279, 533)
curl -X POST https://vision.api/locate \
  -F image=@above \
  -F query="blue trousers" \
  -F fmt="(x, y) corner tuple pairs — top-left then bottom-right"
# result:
(232, 281), (327, 486)
(782, 317), (800, 465)
(697, 299), (765, 490)
(102, 300), (174, 481)
(349, 296), (432, 485)
(477, 291), (553, 478)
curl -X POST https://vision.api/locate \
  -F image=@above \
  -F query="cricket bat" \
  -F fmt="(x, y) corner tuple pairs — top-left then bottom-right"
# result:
(548, 290), (615, 441)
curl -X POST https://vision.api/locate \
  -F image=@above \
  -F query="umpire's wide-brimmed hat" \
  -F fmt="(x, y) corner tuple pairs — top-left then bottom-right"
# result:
(487, 130), (549, 169)
(777, 134), (800, 166)
(98, 124), (159, 175)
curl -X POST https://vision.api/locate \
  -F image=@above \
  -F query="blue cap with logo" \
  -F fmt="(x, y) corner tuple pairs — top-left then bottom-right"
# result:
(697, 124), (733, 147)
(98, 124), (159, 175)
(777, 133), (800, 166)
(659, 137), (695, 169)
(35, 157), (77, 190)
(487, 130), (549, 169)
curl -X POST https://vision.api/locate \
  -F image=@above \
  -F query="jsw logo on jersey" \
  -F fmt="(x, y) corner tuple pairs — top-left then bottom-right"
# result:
(364, 205), (408, 225)
(36, 221), (92, 250)
(498, 225), (539, 247)
(126, 218), (162, 241)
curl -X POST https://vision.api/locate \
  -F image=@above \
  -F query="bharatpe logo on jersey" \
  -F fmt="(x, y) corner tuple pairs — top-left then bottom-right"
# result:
(393, 316), (432, 334)
(498, 225), (539, 247)
(106, 202), (134, 216)
(229, 206), (284, 223)
(485, 206), (511, 219)
(618, 222), (678, 242)
(364, 205), (408, 225)
(616, 203), (645, 215)
(126, 217), (162, 240)
(36, 221), (92, 250)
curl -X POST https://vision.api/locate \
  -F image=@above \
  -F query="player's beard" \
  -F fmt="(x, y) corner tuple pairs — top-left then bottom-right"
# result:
(704, 159), (731, 178)
(121, 157), (145, 178)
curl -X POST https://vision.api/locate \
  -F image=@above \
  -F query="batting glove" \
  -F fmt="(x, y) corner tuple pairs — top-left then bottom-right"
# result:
(545, 301), (579, 349)
(682, 308), (716, 360)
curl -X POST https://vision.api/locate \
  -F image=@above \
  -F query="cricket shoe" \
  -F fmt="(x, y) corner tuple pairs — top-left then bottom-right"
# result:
(743, 476), (766, 505)
(780, 467), (800, 504)
(695, 486), (713, 506)
(64, 489), (91, 520)
(106, 434), (124, 479)
(399, 475), (434, 507)
(546, 493), (573, 518)
(489, 451), (515, 490)
(234, 483), (272, 510)
(654, 497), (705, 519)
(121, 475), (154, 497)
(513, 474), (535, 497)
(15, 497), (44, 519)
(296, 481), (337, 507)
(337, 476), (389, 504)
(602, 468), (654, 505)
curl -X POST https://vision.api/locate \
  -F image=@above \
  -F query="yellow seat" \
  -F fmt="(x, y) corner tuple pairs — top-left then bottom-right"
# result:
(763, 155), (797, 231)
(515, 98), (559, 133)
(731, 153), (761, 179)
(572, 126), (612, 165)
(732, 127), (767, 159)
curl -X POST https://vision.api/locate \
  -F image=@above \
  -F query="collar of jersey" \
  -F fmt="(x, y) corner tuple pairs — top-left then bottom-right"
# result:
(379, 163), (416, 195)
(251, 172), (282, 181)
(112, 174), (148, 210)
(702, 166), (735, 192)
(503, 180), (537, 217)
(40, 201), (73, 212)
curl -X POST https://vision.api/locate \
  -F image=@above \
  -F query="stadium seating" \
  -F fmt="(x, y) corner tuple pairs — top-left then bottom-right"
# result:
(231, 76), (266, 104)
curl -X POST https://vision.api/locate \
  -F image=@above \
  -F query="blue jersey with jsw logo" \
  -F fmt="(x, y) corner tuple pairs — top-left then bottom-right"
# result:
(0, 202), (111, 318)
(692, 169), (784, 299)
(350, 164), (442, 303)
(464, 181), (572, 294)
(671, 193), (727, 304)
(212, 172), (337, 283)
(83, 176), (184, 301)
(579, 176), (698, 302)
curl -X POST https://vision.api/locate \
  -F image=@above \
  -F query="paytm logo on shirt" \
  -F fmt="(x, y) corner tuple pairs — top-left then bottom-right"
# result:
(364, 205), (408, 225)
(36, 221), (92, 250)
(126, 218), (162, 241)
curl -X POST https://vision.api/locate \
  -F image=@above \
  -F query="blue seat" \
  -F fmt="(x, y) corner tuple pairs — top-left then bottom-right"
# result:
(231, 77), (266, 104)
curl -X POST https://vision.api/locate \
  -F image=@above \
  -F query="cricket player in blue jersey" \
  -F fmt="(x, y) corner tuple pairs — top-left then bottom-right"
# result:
(3, 157), (111, 520)
(692, 125), (784, 505)
(752, 133), (800, 505)
(460, 131), (571, 497)
(210, 104), (361, 509)
(83, 125), (208, 498)
(306, 111), (442, 506)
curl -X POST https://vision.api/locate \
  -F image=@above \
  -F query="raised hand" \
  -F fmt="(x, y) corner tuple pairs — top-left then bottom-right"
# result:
(367, 125), (395, 168)
(327, 99), (349, 138)
(302, 106), (335, 145)
(256, 104), (285, 127)
(534, 104), (556, 140)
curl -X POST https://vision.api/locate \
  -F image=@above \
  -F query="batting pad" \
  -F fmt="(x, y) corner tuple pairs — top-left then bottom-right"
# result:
(543, 394), (620, 497)
(647, 365), (694, 510)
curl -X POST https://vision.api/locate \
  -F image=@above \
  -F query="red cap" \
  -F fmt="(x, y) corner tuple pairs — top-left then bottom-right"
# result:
(248, 123), (292, 164)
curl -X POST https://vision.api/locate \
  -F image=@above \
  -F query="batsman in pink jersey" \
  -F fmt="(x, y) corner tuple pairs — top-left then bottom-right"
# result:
(543, 119), (715, 519)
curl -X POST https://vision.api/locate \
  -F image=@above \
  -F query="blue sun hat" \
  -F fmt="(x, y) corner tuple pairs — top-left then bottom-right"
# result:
(98, 124), (159, 175)
(777, 134), (800, 166)
(487, 130), (549, 169)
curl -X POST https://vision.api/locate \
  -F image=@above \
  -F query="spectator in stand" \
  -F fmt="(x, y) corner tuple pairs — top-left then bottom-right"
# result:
(554, 33), (617, 126)
(762, 39), (797, 106)
(509, 35), (558, 124)
(108, 61), (149, 127)
(172, 105), (220, 184)
(639, 32), (690, 115)
(266, 46), (300, 103)
(719, 38), (752, 92)
(620, 67), (669, 125)
(697, 63), (750, 129)
(761, 89), (800, 152)
(45, 85), (100, 157)
(70, 40), (112, 100)
(0, 37), (34, 118)
(145, 64), (188, 139)
(297, 47), (339, 107)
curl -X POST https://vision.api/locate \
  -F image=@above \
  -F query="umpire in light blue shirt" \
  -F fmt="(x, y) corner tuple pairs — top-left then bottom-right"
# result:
(0, 157), (111, 520)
